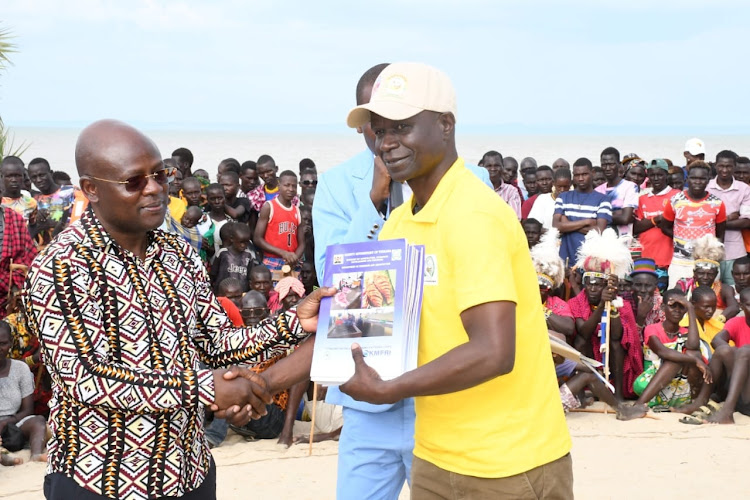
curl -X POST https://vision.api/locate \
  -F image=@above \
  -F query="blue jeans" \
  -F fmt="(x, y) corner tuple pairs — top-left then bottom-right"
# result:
(205, 417), (228, 447)
(337, 398), (415, 500)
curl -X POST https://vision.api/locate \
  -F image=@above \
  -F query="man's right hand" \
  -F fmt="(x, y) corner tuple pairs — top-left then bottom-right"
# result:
(600, 275), (618, 303)
(370, 155), (391, 211)
(211, 368), (272, 423)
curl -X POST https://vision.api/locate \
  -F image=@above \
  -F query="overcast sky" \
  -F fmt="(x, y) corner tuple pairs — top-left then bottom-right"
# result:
(2, 0), (749, 133)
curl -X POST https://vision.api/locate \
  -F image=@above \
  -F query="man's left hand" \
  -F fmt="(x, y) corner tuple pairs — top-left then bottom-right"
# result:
(296, 286), (337, 332)
(340, 343), (395, 405)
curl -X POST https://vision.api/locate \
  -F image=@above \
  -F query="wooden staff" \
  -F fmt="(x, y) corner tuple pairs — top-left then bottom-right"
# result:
(602, 302), (612, 416)
(308, 382), (319, 456)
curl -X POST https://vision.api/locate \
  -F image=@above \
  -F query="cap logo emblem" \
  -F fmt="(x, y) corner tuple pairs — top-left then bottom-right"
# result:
(380, 74), (407, 98)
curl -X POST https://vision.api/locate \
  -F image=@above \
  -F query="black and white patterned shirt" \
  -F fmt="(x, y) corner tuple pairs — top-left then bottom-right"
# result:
(23, 208), (308, 499)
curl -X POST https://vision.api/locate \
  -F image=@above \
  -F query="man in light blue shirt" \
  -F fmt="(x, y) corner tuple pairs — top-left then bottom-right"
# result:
(313, 63), (490, 500)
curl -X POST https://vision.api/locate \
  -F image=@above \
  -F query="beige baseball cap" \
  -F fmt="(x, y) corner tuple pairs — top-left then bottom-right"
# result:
(346, 62), (457, 128)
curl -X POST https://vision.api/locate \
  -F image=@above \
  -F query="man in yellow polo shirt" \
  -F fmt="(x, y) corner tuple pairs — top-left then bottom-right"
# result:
(340, 62), (572, 498)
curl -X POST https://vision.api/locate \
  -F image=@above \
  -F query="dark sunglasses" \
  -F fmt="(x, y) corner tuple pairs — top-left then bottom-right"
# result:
(301, 180), (318, 187)
(87, 167), (175, 193)
(241, 307), (269, 318)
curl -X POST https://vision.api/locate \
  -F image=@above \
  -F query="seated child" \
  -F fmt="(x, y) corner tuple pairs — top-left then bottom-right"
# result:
(680, 286), (725, 350)
(215, 278), (244, 327)
(253, 170), (305, 271)
(676, 288), (750, 424)
(209, 223), (257, 292)
(619, 289), (711, 420)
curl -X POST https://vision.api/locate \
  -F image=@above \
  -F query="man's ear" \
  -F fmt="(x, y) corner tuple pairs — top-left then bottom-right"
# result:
(439, 112), (456, 140)
(80, 178), (99, 203)
(356, 126), (364, 134)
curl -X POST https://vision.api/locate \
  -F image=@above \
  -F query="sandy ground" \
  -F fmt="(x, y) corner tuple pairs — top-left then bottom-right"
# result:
(2, 408), (750, 499)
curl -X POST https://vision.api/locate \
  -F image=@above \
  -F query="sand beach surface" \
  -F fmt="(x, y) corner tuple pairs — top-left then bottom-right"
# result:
(1, 410), (749, 499)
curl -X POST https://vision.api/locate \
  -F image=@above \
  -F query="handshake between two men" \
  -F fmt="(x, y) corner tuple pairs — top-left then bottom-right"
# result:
(208, 286), (337, 427)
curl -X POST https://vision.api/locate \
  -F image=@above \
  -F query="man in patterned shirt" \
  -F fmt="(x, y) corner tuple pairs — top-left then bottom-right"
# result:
(661, 161), (726, 289)
(24, 120), (332, 500)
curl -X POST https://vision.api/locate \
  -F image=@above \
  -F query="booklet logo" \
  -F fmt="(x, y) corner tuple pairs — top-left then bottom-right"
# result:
(333, 254), (344, 265)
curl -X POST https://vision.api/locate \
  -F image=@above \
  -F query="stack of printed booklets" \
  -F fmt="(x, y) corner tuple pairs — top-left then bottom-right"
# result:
(310, 239), (425, 385)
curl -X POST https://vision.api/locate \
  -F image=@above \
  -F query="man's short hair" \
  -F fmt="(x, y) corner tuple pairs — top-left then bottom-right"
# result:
(257, 154), (275, 166)
(521, 218), (542, 230)
(1, 156), (24, 168)
(554, 167), (572, 181)
(663, 288), (685, 304)
(356, 63), (389, 105)
(182, 176), (201, 188)
(573, 157), (593, 169)
(217, 277), (243, 296)
(250, 264), (271, 278)
(232, 222), (251, 238)
(279, 170), (297, 180)
(219, 221), (235, 243)
(481, 150), (503, 163)
(52, 171), (71, 183)
(299, 158), (316, 173)
(219, 158), (241, 174)
(600, 147), (620, 161)
(687, 160), (711, 175)
(733, 256), (750, 269)
(736, 156), (750, 164)
(536, 165), (553, 174)
(691, 285), (716, 303)
(716, 150), (738, 164)
(220, 171), (240, 183)
(206, 182), (224, 195)
(172, 147), (194, 166)
(29, 157), (51, 171)
(241, 161), (257, 173)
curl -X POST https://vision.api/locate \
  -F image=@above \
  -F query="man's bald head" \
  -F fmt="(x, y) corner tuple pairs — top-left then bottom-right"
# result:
(75, 119), (162, 178)
(520, 157), (538, 173)
(242, 290), (267, 309)
(552, 158), (570, 171)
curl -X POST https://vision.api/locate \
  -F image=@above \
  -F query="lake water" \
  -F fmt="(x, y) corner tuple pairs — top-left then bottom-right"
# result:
(7, 127), (750, 183)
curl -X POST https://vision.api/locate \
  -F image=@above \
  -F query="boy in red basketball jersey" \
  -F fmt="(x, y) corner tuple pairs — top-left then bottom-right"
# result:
(254, 170), (306, 270)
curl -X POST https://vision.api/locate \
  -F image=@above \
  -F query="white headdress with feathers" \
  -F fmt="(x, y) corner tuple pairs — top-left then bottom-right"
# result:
(531, 227), (564, 288)
(575, 228), (633, 279)
(692, 234), (724, 269)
